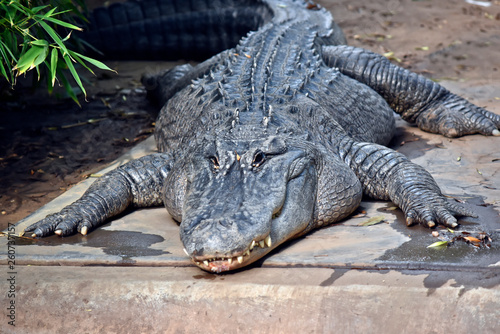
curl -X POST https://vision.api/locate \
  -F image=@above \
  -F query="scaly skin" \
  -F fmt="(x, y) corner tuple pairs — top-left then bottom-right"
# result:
(25, 0), (496, 272)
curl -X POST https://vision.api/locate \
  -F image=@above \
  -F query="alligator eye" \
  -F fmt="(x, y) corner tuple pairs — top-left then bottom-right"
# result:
(252, 151), (266, 168)
(210, 156), (220, 169)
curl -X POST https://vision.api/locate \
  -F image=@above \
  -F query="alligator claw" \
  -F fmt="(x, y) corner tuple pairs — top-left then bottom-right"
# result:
(417, 94), (500, 138)
(403, 196), (475, 229)
(24, 210), (89, 237)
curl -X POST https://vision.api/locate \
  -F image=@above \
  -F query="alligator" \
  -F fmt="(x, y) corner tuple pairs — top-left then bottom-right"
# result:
(24, 0), (500, 273)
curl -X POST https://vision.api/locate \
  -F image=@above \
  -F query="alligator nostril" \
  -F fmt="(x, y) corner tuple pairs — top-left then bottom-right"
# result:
(186, 218), (233, 233)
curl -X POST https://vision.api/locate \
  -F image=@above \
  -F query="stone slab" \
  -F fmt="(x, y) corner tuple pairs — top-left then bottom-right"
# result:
(1, 266), (499, 334)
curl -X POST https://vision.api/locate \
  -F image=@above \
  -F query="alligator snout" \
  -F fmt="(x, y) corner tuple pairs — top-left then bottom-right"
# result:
(182, 215), (266, 258)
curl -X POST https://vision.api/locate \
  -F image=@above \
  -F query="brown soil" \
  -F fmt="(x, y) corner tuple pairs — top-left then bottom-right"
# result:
(1, 0), (499, 231)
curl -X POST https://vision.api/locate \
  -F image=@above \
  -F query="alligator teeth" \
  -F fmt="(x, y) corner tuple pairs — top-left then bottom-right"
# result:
(197, 236), (275, 268)
(265, 235), (272, 248)
(183, 248), (189, 256)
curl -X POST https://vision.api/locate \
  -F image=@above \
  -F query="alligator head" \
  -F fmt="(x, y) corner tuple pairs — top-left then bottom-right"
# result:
(164, 133), (362, 273)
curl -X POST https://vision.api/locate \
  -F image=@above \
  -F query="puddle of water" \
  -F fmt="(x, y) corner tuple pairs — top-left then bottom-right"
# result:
(377, 195), (500, 267)
(16, 229), (170, 261)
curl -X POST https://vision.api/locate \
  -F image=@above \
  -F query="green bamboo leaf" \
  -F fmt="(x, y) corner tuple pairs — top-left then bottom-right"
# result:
(52, 9), (73, 16)
(39, 7), (56, 18)
(0, 4), (10, 20)
(6, 2), (29, 16)
(71, 51), (117, 73)
(61, 31), (72, 43)
(49, 47), (58, 87)
(44, 16), (83, 31)
(31, 5), (50, 15)
(31, 39), (49, 47)
(0, 40), (17, 61)
(32, 44), (48, 67)
(427, 241), (448, 249)
(37, 20), (69, 55)
(44, 60), (54, 94)
(62, 52), (86, 98)
(35, 63), (41, 80)
(68, 50), (94, 75)
(58, 70), (80, 106)
(14, 44), (48, 74)
(358, 215), (386, 226)
(0, 58), (10, 83)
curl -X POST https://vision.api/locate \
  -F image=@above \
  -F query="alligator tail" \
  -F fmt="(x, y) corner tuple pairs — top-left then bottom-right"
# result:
(80, 0), (272, 60)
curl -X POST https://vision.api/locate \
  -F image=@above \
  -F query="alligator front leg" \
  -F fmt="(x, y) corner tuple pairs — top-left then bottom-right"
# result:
(24, 153), (172, 237)
(336, 137), (475, 228)
(322, 45), (500, 137)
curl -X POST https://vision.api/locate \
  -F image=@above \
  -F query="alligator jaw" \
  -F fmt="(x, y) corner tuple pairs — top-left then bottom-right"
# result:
(190, 233), (274, 273)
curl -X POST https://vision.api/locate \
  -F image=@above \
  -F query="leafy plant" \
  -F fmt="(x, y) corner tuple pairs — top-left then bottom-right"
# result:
(0, 0), (115, 105)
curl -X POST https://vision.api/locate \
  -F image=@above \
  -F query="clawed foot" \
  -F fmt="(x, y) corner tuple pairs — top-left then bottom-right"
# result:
(417, 93), (500, 138)
(23, 210), (93, 238)
(403, 195), (476, 229)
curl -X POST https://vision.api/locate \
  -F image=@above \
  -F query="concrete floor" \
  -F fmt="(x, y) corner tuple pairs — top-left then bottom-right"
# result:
(2, 80), (500, 332)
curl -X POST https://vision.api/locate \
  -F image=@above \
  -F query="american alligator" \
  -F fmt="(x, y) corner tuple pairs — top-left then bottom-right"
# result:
(25, 0), (500, 272)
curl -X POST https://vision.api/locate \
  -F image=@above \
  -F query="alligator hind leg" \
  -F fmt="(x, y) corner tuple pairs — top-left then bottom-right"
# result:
(322, 45), (500, 137)
(23, 153), (172, 237)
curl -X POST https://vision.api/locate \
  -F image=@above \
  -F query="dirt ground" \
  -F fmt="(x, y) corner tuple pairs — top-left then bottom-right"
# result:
(1, 0), (499, 231)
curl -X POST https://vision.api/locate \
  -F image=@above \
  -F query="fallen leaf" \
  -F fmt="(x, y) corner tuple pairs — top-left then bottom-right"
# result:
(463, 236), (481, 243)
(382, 51), (401, 63)
(358, 216), (385, 226)
(427, 241), (448, 248)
